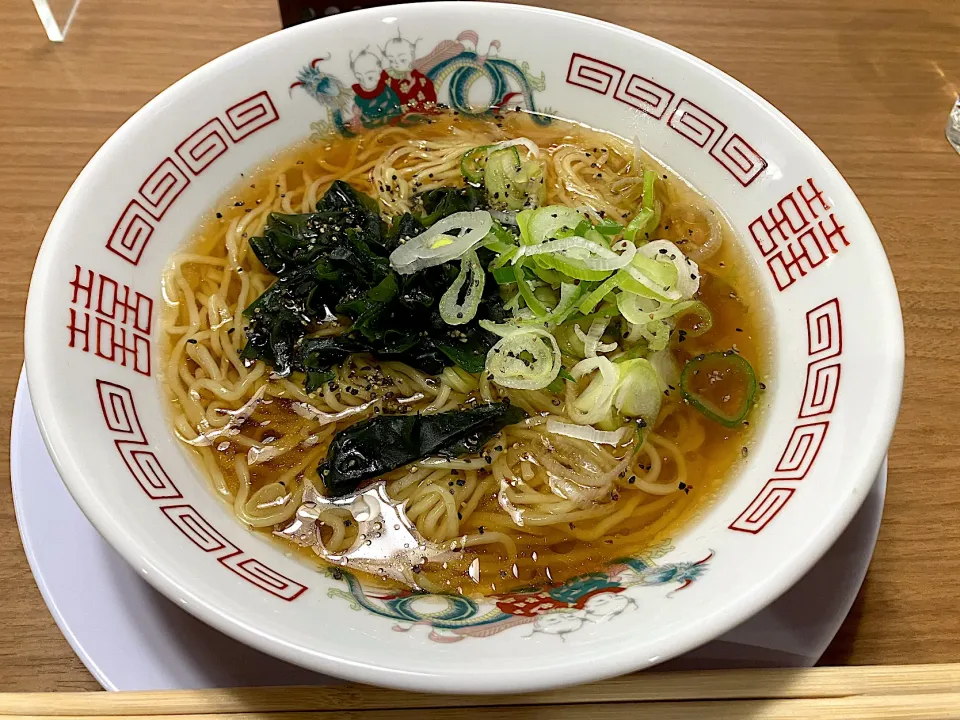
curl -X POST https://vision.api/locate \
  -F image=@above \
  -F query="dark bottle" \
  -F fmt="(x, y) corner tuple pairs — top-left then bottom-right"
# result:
(279, 1), (446, 28)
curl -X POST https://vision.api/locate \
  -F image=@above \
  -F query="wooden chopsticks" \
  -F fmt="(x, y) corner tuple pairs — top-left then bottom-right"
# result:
(2, 664), (960, 719)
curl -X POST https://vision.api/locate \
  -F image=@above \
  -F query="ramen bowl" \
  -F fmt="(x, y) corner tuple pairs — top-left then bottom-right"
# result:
(24, 2), (902, 693)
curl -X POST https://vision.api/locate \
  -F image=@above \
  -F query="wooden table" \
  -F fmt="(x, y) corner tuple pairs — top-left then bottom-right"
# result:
(0, 0), (956, 693)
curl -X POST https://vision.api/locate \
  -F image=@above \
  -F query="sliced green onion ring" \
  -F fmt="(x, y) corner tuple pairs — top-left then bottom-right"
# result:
(636, 240), (700, 299)
(623, 253), (682, 302)
(439, 250), (485, 326)
(574, 317), (617, 357)
(680, 351), (758, 427)
(483, 325), (561, 390)
(389, 210), (493, 275)
(617, 294), (714, 343)
(614, 358), (663, 425)
(460, 145), (491, 184)
(526, 205), (584, 245)
(648, 348), (680, 390)
(567, 356), (619, 425)
(625, 319), (670, 352)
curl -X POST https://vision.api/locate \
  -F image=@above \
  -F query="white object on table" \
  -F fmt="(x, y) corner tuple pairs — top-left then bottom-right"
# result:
(947, 95), (960, 154)
(31, 0), (81, 41)
(11, 370), (886, 690)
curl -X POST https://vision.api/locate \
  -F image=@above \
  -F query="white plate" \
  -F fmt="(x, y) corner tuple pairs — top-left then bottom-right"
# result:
(11, 370), (886, 690)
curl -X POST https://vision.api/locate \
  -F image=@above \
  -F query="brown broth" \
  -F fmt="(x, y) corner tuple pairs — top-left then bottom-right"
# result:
(163, 110), (770, 596)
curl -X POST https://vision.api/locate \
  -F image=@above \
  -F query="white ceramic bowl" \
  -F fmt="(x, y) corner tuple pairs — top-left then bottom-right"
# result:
(24, 2), (903, 694)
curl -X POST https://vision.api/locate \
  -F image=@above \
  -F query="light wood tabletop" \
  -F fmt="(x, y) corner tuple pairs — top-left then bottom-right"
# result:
(0, 0), (956, 693)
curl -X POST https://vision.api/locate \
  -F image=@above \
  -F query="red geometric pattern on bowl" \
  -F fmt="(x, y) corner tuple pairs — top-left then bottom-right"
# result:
(68, 265), (154, 377)
(749, 178), (851, 291)
(106, 91), (279, 266)
(566, 53), (766, 186)
(729, 298), (842, 534)
(95, 379), (308, 601)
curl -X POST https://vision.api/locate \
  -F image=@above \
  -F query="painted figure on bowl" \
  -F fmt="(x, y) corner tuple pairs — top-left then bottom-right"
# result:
(381, 35), (438, 114)
(350, 49), (402, 128)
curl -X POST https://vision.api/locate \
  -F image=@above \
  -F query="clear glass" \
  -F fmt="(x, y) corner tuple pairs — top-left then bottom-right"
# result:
(32, 0), (82, 42)
(947, 95), (960, 155)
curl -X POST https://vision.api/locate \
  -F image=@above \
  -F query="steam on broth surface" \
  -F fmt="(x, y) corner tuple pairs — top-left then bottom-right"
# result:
(161, 110), (767, 596)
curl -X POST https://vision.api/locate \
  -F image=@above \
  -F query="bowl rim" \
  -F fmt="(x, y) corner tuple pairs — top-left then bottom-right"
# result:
(24, 1), (904, 693)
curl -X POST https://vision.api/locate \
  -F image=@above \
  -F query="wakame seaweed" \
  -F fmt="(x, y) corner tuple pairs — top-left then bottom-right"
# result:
(240, 181), (504, 387)
(318, 403), (527, 497)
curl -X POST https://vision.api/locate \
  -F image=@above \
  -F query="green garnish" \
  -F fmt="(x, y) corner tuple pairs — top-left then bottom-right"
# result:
(319, 403), (527, 497)
(460, 145), (490, 184)
(680, 351), (758, 427)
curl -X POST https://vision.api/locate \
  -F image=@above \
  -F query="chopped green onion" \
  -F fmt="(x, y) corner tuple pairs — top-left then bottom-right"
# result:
(612, 342), (650, 364)
(631, 319), (670, 352)
(648, 348), (680, 389)
(529, 263), (566, 286)
(574, 317), (617, 357)
(490, 245), (520, 270)
(517, 208), (535, 244)
(616, 292), (662, 325)
(484, 147), (545, 212)
(460, 145), (491, 184)
(680, 352), (758, 427)
(483, 325), (561, 390)
(622, 254), (681, 301)
(624, 170), (661, 242)
(594, 218), (624, 236)
(578, 272), (622, 314)
(535, 252), (614, 281)
(540, 283), (581, 326)
(439, 250), (485, 326)
(481, 221), (519, 255)
(615, 358), (663, 426)
(671, 300), (713, 337)
(526, 205), (583, 245)
(513, 262), (548, 316)
(491, 266), (517, 285)
(616, 294), (712, 345)
(389, 211), (493, 275)
(624, 208), (654, 242)
(517, 237), (636, 280)
(634, 240), (700, 300)
(572, 219), (593, 237)
(567, 356), (620, 425)
(642, 168), (656, 212)
(485, 146), (521, 207)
